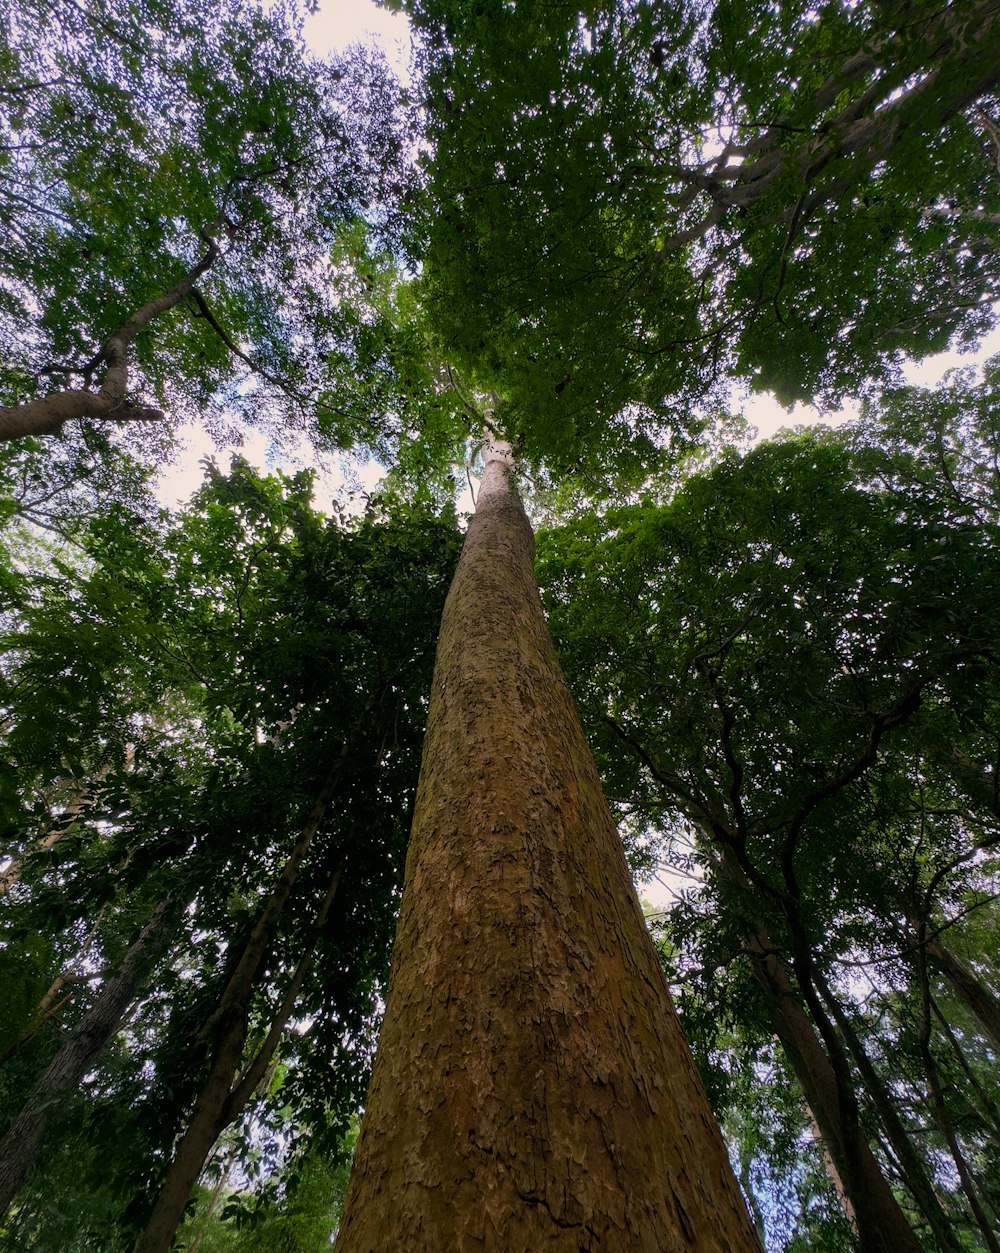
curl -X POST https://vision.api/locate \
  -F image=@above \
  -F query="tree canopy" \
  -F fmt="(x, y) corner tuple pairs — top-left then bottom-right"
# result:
(0, 0), (416, 445)
(2, 0), (1000, 1246)
(412, 0), (1000, 478)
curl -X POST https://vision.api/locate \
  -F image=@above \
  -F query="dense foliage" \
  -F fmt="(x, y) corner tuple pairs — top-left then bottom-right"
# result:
(0, 455), (460, 1247)
(0, 0), (417, 446)
(411, 0), (1000, 480)
(1, 0), (999, 1246)
(539, 364), (1000, 1248)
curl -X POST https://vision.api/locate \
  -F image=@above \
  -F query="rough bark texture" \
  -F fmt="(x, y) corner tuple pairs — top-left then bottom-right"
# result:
(336, 443), (761, 1252)
(0, 900), (173, 1214)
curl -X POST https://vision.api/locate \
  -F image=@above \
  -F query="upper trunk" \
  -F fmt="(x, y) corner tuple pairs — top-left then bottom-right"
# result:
(925, 934), (1000, 1052)
(336, 441), (760, 1251)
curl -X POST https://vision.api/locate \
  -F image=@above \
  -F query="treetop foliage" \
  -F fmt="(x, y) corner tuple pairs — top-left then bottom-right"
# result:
(0, 0), (418, 445)
(409, 0), (1000, 478)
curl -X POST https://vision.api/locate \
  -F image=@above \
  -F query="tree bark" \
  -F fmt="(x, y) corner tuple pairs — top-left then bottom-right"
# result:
(914, 936), (1000, 1253)
(336, 440), (761, 1251)
(0, 899), (174, 1214)
(0, 907), (107, 1065)
(1, 769), (111, 896)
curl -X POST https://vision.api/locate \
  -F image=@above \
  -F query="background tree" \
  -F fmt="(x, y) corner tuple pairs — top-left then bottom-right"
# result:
(0, 0), (416, 446)
(537, 365), (1000, 1246)
(0, 458), (460, 1248)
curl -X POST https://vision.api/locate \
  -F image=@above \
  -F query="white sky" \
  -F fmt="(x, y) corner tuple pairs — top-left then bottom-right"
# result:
(743, 321), (1000, 440)
(303, 0), (411, 70)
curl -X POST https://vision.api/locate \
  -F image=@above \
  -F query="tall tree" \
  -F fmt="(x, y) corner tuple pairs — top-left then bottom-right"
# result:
(4, 0), (1000, 1244)
(336, 439), (761, 1249)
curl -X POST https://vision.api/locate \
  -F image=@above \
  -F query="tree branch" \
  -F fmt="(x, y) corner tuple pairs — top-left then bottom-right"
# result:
(0, 218), (223, 442)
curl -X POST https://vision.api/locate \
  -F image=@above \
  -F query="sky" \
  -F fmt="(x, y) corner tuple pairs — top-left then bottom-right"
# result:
(303, 0), (411, 69)
(156, 0), (1000, 504)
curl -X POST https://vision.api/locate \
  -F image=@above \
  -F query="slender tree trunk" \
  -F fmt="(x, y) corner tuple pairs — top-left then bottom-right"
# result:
(708, 844), (925, 1252)
(931, 995), (1000, 1140)
(0, 899), (173, 1214)
(0, 906), (107, 1064)
(134, 757), (348, 1253)
(811, 963), (961, 1252)
(925, 934), (1000, 1052)
(336, 441), (761, 1251)
(914, 936), (1000, 1253)
(744, 930), (925, 1253)
(185, 1145), (237, 1253)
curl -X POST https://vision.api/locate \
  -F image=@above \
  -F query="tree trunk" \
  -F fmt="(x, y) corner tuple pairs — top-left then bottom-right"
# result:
(1, 768), (110, 895)
(925, 934), (1000, 1052)
(745, 930), (925, 1253)
(811, 962), (961, 1252)
(0, 899), (174, 1214)
(914, 936), (1000, 1253)
(133, 755), (349, 1253)
(336, 441), (761, 1251)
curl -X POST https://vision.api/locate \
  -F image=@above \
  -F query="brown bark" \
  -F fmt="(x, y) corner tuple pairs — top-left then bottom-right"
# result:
(0, 907), (107, 1064)
(133, 755), (349, 1253)
(336, 441), (761, 1251)
(0, 900), (173, 1215)
(660, 0), (1000, 254)
(1, 769), (111, 896)
(1, 817), (76, 896)
(0, 221), (221, 442)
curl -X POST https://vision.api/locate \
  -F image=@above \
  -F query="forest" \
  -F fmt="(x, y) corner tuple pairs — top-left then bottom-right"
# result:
(0, 0), (999, 1248)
